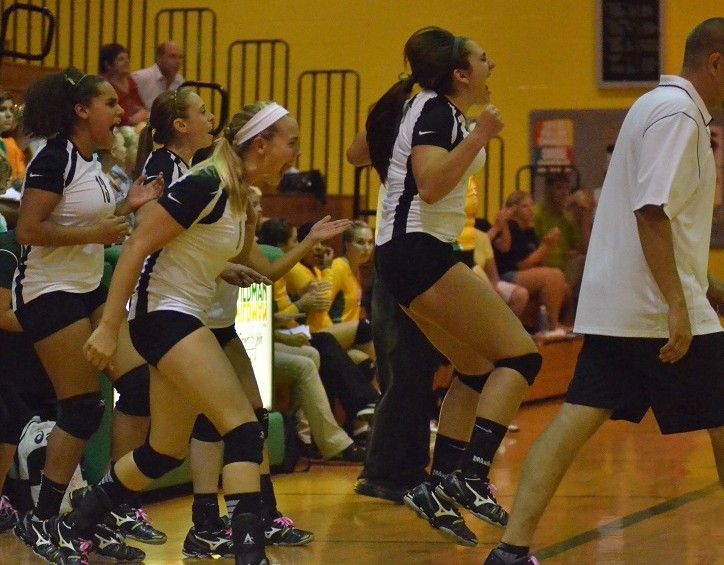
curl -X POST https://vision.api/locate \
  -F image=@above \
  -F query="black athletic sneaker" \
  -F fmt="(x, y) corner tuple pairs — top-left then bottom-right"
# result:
(231, 512), (270, 565)
(436, 471), (508, 527)
(0, 495), (18, 533)
(402, 482), (477, 547)
(14, 511), (61, 562)
(48, 514), (93, 565)
(91, 523), (145, 562)
(484, 547), (540, 564)
(105, 504), (167, 545)
(182, 518), (234, 558)
(263, 512), (314, 546)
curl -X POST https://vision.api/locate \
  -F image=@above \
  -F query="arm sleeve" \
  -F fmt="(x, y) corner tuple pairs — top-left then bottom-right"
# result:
(634, 112), (700, 218)
(23, 141), (68, 195)
(411, 98), (458, 150)
(157, 171), (219, 229)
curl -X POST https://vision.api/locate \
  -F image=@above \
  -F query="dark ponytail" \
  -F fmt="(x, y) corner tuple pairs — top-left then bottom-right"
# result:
(366, 76), (415, 182)
(133, 125), (154, 178)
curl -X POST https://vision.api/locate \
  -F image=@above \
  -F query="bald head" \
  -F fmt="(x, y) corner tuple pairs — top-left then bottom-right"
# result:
(155, 41), (183, 80)
(683, 18), (724, 71)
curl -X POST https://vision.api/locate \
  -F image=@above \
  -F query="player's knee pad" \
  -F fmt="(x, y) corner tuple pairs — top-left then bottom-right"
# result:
(494, 352), (542, 386)
(113, 365), (150, 417)
(455, 370), (491, 393)
(222, 422), (264, 466)
(133, 443), (184, 479)
(57, 393), (105, 440)
(254, 408), (269, 439)
(191, 414), (222, 442)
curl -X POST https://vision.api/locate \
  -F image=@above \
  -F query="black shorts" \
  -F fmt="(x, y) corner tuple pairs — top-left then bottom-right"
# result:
(375, 233), (458, 307)
(211, 324), (238, 348)
(566, 333), (724, 434)
(15, 286), (107, 343)
(129, 310), (204, 367)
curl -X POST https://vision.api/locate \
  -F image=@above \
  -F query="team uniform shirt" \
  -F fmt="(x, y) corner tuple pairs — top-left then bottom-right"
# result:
(0, 231), (19, 290)
(376, 90), (487, 246)
(141, 148), (188, 187)
(129, 166), (245, 323)
(284, 262), (333, 332)
(328, 257), (362, 324)
(13, 137), (116, 307)
(575, 75), (721, 337)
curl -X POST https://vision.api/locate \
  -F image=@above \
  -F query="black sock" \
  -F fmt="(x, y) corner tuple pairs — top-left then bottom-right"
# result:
(259, 475), (277, 522)
(460, 417), (508, 480)
(225, 492), (261, 520)
(35, 477), (68, 519)
(429, 434), (467, 487)
(498, 542), (529, 557)
(98, 465), (137, 507)
(192, 493), (220, 530)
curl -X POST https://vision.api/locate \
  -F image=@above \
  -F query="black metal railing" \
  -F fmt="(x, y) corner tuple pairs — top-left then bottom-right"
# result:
(226, 39), (289, 110)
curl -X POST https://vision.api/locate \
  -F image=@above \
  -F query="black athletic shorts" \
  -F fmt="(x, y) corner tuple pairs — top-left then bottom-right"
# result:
(211, 324), (238, 348)
(15, 286), (107, 343)
(375, 232), (458, 307)
(566, 333), (724, 434)
(129, 310), (204, 367)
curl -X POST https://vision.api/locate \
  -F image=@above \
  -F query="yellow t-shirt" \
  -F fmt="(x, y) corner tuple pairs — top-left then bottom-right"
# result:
(284, 262), (333, 332)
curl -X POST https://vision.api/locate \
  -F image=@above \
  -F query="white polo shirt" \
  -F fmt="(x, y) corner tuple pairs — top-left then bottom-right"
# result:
(131, 64), (185, 110)
(575, 75), (721, 337)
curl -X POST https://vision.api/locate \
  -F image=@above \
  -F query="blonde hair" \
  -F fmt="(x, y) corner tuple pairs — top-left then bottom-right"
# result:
(191, 101), (280, 217)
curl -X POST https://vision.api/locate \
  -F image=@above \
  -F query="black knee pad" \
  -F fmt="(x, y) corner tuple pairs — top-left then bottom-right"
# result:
(113, 365), (150, 417)
(133, 443), (185, 479)
(455, 370), (492, 393)
(192, 414), (222, 442)
(254, 408), (269, 439)
(57, 393), (105, 440)
(494, 352), (542, 386)
(355, 318), (373, 344)
(222, 422), (264, 466)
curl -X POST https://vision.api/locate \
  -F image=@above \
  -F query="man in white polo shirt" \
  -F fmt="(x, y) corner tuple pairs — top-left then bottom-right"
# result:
(484, 18), (724, 565)
(132, 41), (185, 110)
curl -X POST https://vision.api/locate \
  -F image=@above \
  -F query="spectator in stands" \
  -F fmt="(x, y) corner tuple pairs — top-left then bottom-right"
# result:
(258, 218), (379, 439)
(534, 172), (591, 293)
(0, 91), (25, 189)
(473, 216), (529, 318)
(366, 26), (541, 545)
(132, 41), (185, 111)
(11, 68), (164, 563)
(99, 43), (148, 127)
(493, 190), (572, 335)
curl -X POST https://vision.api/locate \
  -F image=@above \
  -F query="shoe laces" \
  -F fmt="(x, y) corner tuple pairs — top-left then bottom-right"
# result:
(133, 507), (152, 525)
(272, 515), (294, 529)
(0, 495), (14, 512)
(78, 539), (93, 565)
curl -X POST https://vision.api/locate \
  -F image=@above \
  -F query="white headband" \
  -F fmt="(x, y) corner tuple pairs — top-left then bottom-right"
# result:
(234, 103), (289, 146)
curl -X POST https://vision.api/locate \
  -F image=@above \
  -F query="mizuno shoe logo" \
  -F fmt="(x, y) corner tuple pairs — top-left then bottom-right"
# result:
(196, 535), (229, 551)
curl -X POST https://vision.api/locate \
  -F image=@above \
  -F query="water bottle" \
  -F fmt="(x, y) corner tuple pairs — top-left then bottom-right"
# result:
(538, 305), (549, 333)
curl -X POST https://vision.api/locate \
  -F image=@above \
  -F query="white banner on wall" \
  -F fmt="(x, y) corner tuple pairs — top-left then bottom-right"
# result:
(235, 283), (273, 408)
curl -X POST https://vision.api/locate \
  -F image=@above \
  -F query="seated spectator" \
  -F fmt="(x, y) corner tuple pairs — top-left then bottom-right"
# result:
(132, 41), (185, 111)
(273, 313), (365, 462)
(534, 173), (591, 293)
(473, 216), (529, 318)
(0, 92), (25, 188)
(99, 43), (149, 127)
(258, 218), (379, 438)
(493, 191), (572, 335)
(327, 220), (376, 363)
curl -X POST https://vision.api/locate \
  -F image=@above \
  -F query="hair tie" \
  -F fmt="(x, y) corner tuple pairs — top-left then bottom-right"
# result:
(234, 103), (289, 147)
(451, 36), (463, 59)
(65, 74), (88, 89)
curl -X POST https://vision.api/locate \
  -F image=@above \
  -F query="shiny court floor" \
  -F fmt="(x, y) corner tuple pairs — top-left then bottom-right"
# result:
(1, 400), (721, 564)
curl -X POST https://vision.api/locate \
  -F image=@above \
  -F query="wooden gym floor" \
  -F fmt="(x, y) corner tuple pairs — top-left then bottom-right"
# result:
(1, 399), (721, 564)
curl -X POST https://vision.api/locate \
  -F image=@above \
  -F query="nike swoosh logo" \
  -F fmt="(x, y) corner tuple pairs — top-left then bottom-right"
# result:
(418, 130), (436, 135)
(28, 172), (42, 178)
(167, 193), (183, 205)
